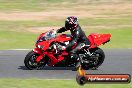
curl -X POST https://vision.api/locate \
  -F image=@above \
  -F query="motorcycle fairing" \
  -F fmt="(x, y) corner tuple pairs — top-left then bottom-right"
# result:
(34, 32), (111, 66)
(55, 34), (71, 42)
(88, 33), (111, 48)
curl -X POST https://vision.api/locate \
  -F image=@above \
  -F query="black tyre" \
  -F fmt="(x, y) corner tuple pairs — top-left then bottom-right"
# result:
(93, 48), (105, 67)
(24, 51), (47, 70)
(81, 48), (105, 70)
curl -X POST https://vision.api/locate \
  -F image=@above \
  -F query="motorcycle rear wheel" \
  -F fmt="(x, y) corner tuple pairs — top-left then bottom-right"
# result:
(24, 51), (47, 70)
(81, 48), (105, 70)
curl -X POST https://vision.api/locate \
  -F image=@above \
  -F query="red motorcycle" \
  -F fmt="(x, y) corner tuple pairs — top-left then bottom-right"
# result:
(24, 30), (111, 70)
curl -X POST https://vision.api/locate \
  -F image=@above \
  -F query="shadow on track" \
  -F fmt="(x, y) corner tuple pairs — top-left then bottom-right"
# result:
(18, 66), (76, 70)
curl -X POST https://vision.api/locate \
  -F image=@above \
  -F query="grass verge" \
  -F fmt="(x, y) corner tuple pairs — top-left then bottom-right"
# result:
(0, 30), (37, 50)
(0, 79), (131, 88)
(0, 0), (131, 11)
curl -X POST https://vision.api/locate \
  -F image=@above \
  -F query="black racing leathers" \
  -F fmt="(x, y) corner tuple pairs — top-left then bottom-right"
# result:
(57, 25), (91, 61)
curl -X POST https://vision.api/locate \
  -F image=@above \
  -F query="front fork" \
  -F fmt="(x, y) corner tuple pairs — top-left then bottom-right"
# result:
(33, 48), (44, 62)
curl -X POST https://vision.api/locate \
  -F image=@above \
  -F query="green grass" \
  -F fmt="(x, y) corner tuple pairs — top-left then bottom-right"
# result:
(80, 18), (132, 26)
(0, 16), (132, 30)
(0, 20), (64, 31)
(0, 79), (131, 88)
(0, 0), (131, 11)
(0, 30), (37, 50)
(0, 0), (78, 11)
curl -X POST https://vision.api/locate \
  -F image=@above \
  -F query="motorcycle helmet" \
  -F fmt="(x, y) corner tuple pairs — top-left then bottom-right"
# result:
(65, 16), (79, 30)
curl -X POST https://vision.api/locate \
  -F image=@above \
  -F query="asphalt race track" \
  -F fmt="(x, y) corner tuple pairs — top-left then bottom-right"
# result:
(0, 49), (132, 79)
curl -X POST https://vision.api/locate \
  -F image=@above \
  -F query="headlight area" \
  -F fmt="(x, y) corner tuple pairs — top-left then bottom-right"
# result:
(37, 45), (44, 49)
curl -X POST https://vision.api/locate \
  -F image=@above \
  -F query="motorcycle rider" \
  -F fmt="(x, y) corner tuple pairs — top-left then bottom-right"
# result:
(56, 16), (91, 64)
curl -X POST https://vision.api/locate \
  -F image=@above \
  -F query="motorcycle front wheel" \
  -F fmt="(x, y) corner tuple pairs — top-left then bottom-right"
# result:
(24, 51), (47, 70)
